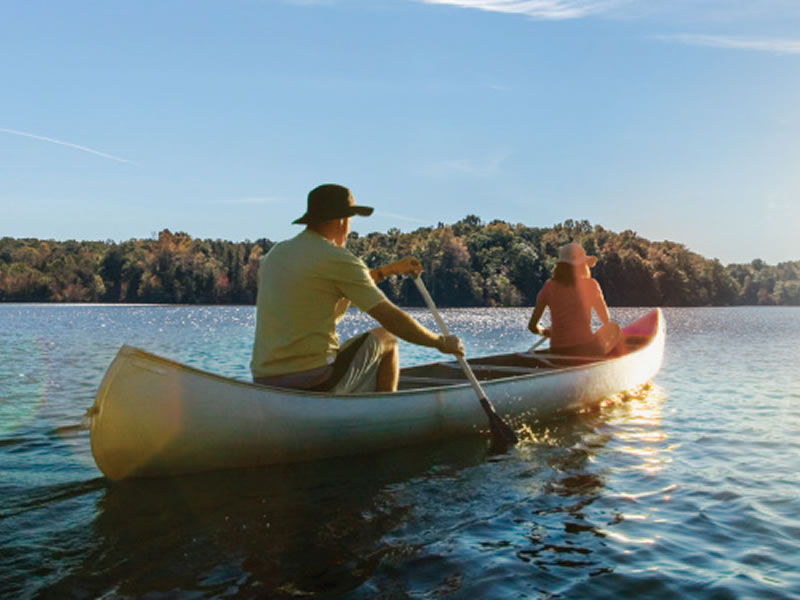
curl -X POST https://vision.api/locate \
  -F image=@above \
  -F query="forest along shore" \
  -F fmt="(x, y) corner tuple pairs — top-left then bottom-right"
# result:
(2, 217), (798, 307)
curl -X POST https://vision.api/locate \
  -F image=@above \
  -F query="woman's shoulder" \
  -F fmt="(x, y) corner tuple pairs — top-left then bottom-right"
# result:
(580, 277), (603, 292)
(539, 278), (555, 293)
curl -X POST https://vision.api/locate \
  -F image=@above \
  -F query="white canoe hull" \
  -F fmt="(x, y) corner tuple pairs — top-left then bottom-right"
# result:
(88, 309), (665, 480)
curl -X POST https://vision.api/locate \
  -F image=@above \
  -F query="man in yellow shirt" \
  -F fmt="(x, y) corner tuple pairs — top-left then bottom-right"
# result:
(251, 183), (463, 393)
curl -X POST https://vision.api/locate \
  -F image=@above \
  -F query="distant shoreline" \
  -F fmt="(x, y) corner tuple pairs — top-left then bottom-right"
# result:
(2, 219), (798, 307)
(2, 302), (799, 309)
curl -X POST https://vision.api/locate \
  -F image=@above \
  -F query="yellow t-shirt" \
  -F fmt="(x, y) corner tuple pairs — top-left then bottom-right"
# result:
(250, 229), (386, 379)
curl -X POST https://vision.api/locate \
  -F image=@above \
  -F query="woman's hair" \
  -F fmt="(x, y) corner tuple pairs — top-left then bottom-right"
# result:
(552, 262), (590, 286)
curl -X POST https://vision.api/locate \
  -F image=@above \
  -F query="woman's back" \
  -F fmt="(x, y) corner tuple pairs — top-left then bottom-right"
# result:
(538, 277), (603, 349)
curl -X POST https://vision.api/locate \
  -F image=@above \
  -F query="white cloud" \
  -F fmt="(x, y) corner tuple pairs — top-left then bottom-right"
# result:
(0, 128), (137, 164)
(652, 34), (800, 54)
(641, 0), (800, 21)
(417, 0), (628, 20)
(284, 0), (800, 39)
(416, 0), (800, 26)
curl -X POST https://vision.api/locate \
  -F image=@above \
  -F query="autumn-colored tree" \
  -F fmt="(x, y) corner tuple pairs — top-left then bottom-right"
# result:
(1, 225), (798, 306)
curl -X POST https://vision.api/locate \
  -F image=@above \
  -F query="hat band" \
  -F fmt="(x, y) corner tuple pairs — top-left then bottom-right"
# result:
(293, 204), (373, 224)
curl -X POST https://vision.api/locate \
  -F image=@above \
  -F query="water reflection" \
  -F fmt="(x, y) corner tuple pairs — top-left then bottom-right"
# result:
(592, 386), (675, 548)
(608, 385), (675, 476)
(23, 380), (673, 599)
(55, 439), (488, 598)
(348, 401), (634, 598)
(490, 385), (674, 591)
(0, 337), (48, 436)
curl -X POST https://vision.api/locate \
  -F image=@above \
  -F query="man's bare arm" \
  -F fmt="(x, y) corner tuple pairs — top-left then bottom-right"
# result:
(368, 300), (462, 354)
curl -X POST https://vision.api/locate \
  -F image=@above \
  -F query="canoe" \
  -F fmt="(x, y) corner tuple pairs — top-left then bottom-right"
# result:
(88, 308), (665, 480)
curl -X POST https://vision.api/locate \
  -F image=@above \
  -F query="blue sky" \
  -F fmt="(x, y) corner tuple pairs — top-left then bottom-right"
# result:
(1, 0), (798, 264)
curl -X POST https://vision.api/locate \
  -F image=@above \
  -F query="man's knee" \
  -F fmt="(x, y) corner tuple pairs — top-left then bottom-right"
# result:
(370, 327), (397, 353)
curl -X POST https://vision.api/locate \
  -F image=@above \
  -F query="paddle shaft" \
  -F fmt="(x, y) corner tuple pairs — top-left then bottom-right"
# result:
(529, 335), (548, 352)
(412, 277), (487, 399)
(412, 276), (517, 448)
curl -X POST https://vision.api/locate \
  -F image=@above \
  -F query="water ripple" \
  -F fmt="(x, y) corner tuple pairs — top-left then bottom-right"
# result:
(1, 305), (800, 599)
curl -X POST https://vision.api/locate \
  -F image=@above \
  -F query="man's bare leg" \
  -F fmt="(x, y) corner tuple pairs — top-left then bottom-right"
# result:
(371, 328), (399, 392)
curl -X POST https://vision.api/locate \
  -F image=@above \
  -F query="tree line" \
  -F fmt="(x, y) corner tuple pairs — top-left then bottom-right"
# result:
(1, 217), (798, 306)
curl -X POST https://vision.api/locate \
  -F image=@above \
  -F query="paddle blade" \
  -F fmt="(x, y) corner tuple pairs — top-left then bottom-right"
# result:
(479, 396), (518, 449)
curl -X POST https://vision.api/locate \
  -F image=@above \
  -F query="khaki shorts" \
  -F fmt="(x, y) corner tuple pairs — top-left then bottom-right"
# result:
(253, 332), (383, 393)
(327, 332), (384, 394)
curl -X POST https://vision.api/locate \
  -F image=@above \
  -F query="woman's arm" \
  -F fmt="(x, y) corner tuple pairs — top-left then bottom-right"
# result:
(591, 280), (611, 324)
(528, 298), (548, 336)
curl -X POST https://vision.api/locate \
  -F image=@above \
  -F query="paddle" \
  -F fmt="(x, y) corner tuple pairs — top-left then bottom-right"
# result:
(528, 334), (548, 353)
(412, 275), (518, 450)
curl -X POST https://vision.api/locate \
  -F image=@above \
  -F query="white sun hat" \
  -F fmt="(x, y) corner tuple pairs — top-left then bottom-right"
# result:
(557, 242), (597, 267)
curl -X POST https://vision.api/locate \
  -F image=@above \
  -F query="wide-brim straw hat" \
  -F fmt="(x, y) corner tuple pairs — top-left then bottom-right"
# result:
(293, 184), (373, 224)
(557, 242), (597, 267)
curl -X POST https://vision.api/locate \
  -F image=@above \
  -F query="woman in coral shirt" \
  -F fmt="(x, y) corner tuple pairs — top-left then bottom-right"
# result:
(528, 242), (621, 356)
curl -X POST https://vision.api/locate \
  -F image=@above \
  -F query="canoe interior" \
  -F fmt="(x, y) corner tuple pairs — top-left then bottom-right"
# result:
(396, 332), (653, 391)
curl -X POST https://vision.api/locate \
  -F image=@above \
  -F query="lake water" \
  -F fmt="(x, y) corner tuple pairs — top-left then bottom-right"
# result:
(1, 304), (799, 599)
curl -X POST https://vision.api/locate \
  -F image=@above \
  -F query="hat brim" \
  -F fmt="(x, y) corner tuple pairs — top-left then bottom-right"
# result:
(292, 205), (374, 225)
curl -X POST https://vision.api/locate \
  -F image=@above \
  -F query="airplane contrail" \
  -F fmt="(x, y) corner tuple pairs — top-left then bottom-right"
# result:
(0, 127), (138, 164)
(374, 211), (432, 224)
